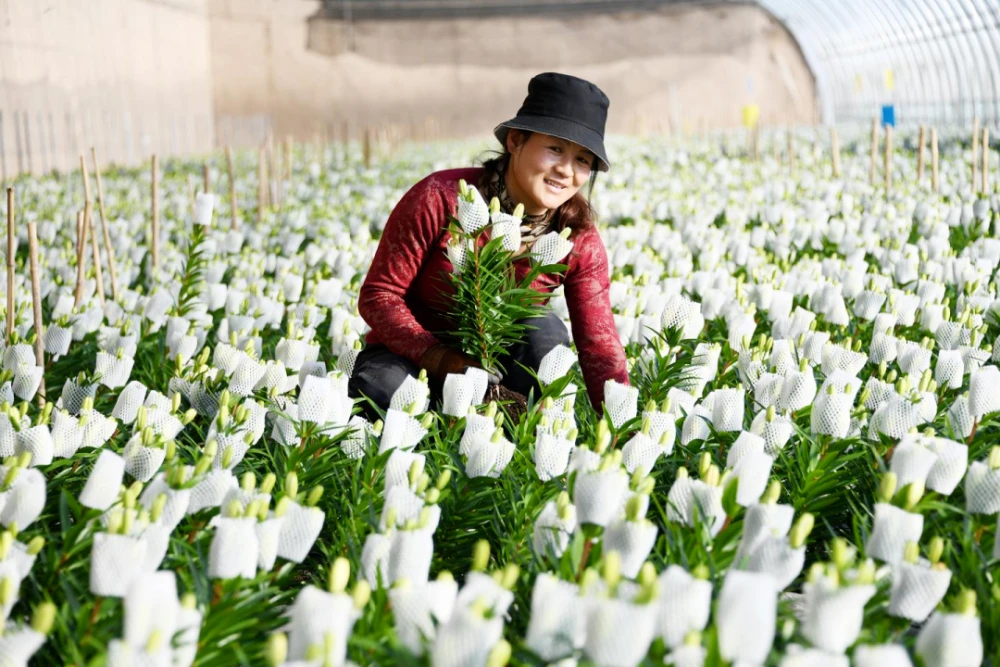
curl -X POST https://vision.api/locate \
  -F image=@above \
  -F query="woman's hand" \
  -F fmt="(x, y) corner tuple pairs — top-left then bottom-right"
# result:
(419, 344), (501, 385)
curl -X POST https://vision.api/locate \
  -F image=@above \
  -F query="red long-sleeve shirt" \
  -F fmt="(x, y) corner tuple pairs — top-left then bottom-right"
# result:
(357, 166), (629, 410)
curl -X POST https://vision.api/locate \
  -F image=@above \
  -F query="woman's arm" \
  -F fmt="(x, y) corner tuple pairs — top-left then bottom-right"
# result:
(563, 227), (630, 410)
(357, 175), (450, 364)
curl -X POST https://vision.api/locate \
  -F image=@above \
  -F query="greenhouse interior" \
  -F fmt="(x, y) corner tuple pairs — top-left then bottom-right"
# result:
(1, 0), (1000, 665)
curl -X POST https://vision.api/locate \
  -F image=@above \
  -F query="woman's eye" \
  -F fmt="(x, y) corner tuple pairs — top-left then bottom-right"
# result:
(549, 146), (561, 152)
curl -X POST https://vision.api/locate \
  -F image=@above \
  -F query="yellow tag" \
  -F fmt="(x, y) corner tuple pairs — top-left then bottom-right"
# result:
(884, 68), (895, 91)
(741, 104), (760, 129)
(855, 75), (863, 93)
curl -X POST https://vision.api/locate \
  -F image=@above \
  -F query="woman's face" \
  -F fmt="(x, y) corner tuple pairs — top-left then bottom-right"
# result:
(504, 131), (595, 216)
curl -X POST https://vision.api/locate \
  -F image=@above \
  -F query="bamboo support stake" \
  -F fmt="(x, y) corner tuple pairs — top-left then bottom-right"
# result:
(972, 117), (980, 193)
(916, 125), (926, 183)
(884, 124), (893, 195)
(27, 221), (44, 404)
(91, 148), (119, 300)
(6, 188), (14, 340)
(982, 127), (990, 194)
(830, 126), (840, 178)
(151, 155), (159, 270)
(931, 127), (939, 193)
(86, 199), (103, 305)
(226, 147), (238, 230)
(869, 117), (878, 186)
(74, 210), (88, 307)
(363, 127), (372, 169)
(203, 163), (210, 194)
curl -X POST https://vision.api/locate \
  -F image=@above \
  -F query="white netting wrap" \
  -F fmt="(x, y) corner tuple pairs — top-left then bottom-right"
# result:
(460, 414), (495, 457)
(583, 596), (658, 667)
(112, 381), (148, 424)
(456, 186), (489, 234)
(889, 441), (938, 488)
(754, 373), (784, 411)
(361, 532), (391, 590)
(276, 501), (324, 563)
(574, 468), (629, 527)
(441, 374), (475, 417)
(947, 395), (975, 439)
(79, 450), (126, 510)
(388, 528), (434, 586)
(869, 333), (899, 365)
(734, 502), (794, 567)
(390, 578), (459, 655)
(655, 565), (711, 648)
(727, 431), (766, 468)
(525, 573), (584, 660)
(749, 410), (795, 455)
(377, 409), (428, 454)
(389, 375), (430, 413)
(869, 395), (924, 440)
(0, 415), (14, 458)
(711, 388), (745, 432)
(537, 345), (578, 385)
(61, 379), (98, 414)
(380, 486), (425, 530)
(384, 449), (425, 491)
(733, 450), (774, 507)
(936, 350), (965, 389)
(90, 532), (147, 597)
(853, 644), (915, 667)
(430, 606), (504, 667)
(690, 481), (725, 537)
(964, 460), (1000, 514)
(44, 325), (73, 357)
(531, 230), (574, 266)
(717, 570), (777, 664)
(139, 477), (190, 531)
(187, 469), (238, 514)
(866, 503), (924, 565)
(968, 365), (1000, 418)
(532, 500), (576, 559)
(533, 432), (573, 481)
(604, 519), (658, 578)
(122, 437), (167, 483)
(464, 431), (515, 478)
(744, 536), (805, 590)
(888, 560), (952, 622)
(286, 586), (358, 664)
(778, 371), (817, 412)
(621, 432), (666, 475)
(800, 578), (875, 654)
(0, 628), (46, 665)
(915, 613), (983, 667)
(208, 517), (259, 580)
(228, 358), (266, 397)
(681, 406), (712, 445)
(920, 436), (968, 495)
(95, 352), (134, 389)
(13, 366), (43, 401)
(15, 426), (53, 467)
(0, 468), (46, 529)
(604, 380), (639, 429)
(853, 290), (886, 320)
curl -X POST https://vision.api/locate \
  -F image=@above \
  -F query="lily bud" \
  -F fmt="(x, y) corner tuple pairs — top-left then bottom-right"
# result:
(928, 536), (945, 564)
(306, 486), (323, 507)
(285, 472), (299, 500)
(761, 480), (781, 504)
(471, 540), (491, 573)
(602, 550), (622, 591)
(903, 480), (924, 511)
(903, 540), (920, 564)
(31, 601), (57, 635)
(352, 580), (371, 609)
(953, 589), (978, 616)
(266, 633), (289, 666)
(988, 446), (1000, 471)
(878, 472), (898, 503)
(329, 557), (351, 594)
(486, 640), (512, 667)
(789, 513), (815, 549)
(26, 535), (45, 556)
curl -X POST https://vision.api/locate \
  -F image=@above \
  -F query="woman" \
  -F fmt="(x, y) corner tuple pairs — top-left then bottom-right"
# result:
(349, 72), (629, 417)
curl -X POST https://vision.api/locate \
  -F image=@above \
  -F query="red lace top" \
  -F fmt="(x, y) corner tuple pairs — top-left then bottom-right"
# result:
(357, 166), (629, 410)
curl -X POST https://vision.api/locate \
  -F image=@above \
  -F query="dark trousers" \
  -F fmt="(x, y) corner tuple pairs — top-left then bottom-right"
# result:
(348, 310), (571, 420)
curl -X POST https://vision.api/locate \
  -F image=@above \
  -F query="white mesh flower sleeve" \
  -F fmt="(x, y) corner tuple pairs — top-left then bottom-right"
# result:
(441, 374), (474, 417)
(690, 481), (725, 537)
(80, 450), (126, 511)
(733, 450), (774, 507)
(711, 388), (745, 432)
(681, 406), (712, 445)
(209, 517), (259, 579)
(603, 519), (658, 578)
(800, 578), (875, 653)
(968, 365), (1000, 418)
(13, 366), (43, 401)
(914, 612), (983, 667)
(123, 437), (167, 483)
(537, 345), (578, 385)
(377, 409), (428, 454)
(532, 500), (576, 559)
(778, 371), (817, 412)
(361, 532), (391, 590)
(604, 380), (639, 429)
(44, 325), (73, 358)
(286, 586), (359, 664)
(61, 378), (98, 415)
(430, 606), (504, 667)
(464, 431), (515, 479)
(112, 381), (148, 424)
(888, 560), (952, 622)
(919, 436), (967, 495)
(0, 628), (46, 665)
(727, 431), (766, 469)
(388, 528), (434, 586)
(656, 565), (712, 648)
(380, 486), (424, 530)
(389, 375), (430, 414)
(947, 395), (975, 440)
(123, 570), (179, 650)
(187, 469), (238, 514)
(583, 596), (658, 667)
(533, 432), (573, 481)
(734, 502), (794, 567)
(964, 460), (1000, 514)
(749, 410), (794, 456)
(532, 230), (574, 266)
(276, 501), (324, 563)
(90, 532), (148, 597)
(390, 578), (459, 655)
(255, 516), (284, 571)
(384, 449), (425, 491)
(456, 186), (489, 234)
(525, 573), (585, 660)
(889, 441), (938, 489)
(0, 468), (46, 529)
(936, 350), (965, 389)
(574, 469), (629, 527)
(15, 426), (53, 467)
(745, 536), (805, 590)
(95, 351), (134, 389)
(866, 503), (924, 565)
(716, 570), (777, 664)
(852, 644), (915, 667)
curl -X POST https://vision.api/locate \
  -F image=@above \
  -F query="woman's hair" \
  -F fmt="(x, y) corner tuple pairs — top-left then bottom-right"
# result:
(474, 129), (600, 235)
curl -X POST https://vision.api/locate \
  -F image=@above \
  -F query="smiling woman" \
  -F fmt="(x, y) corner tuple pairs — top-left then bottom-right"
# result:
(349, 72), (629, 418)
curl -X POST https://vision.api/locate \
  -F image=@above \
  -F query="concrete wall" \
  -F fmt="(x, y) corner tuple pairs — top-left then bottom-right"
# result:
(0, 0), (214, 178)
(209, 0), (817, 145)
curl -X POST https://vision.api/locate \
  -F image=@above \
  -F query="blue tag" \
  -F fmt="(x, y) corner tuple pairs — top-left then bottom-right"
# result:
(881, 104), (896, 127)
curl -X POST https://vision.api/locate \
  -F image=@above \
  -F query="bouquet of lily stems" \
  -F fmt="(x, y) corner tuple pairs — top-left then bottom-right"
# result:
(444, 179), (574, 410)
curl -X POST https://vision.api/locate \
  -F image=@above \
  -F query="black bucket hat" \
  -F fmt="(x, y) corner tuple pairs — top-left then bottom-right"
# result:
(494, 72), (611, 172)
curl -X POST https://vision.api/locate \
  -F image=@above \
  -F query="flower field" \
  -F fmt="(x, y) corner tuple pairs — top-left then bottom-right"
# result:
(0, 129), (998, 666)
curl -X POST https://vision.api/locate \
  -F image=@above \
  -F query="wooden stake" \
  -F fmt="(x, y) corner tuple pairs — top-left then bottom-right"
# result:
(74, 209), (88, 307)
(203, 163), (210, 194)
(26, 220), (44, 404)
(884, 124), (893, 195)
(931, 127), (939, 193)
(226, 146), (238, 230)
(6, 188), (14, 340)
(91, 148), (119, 300)
(86, 199), (104, 305)
(917, 125), (926, 183)
(972, 117), (980, 193)
(151, 155), (159, 269)
(363, 127), (372, 169)
(982, 127), (990, 195)
(869, 117), (878, 186)
(830, 126), (841, 178)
